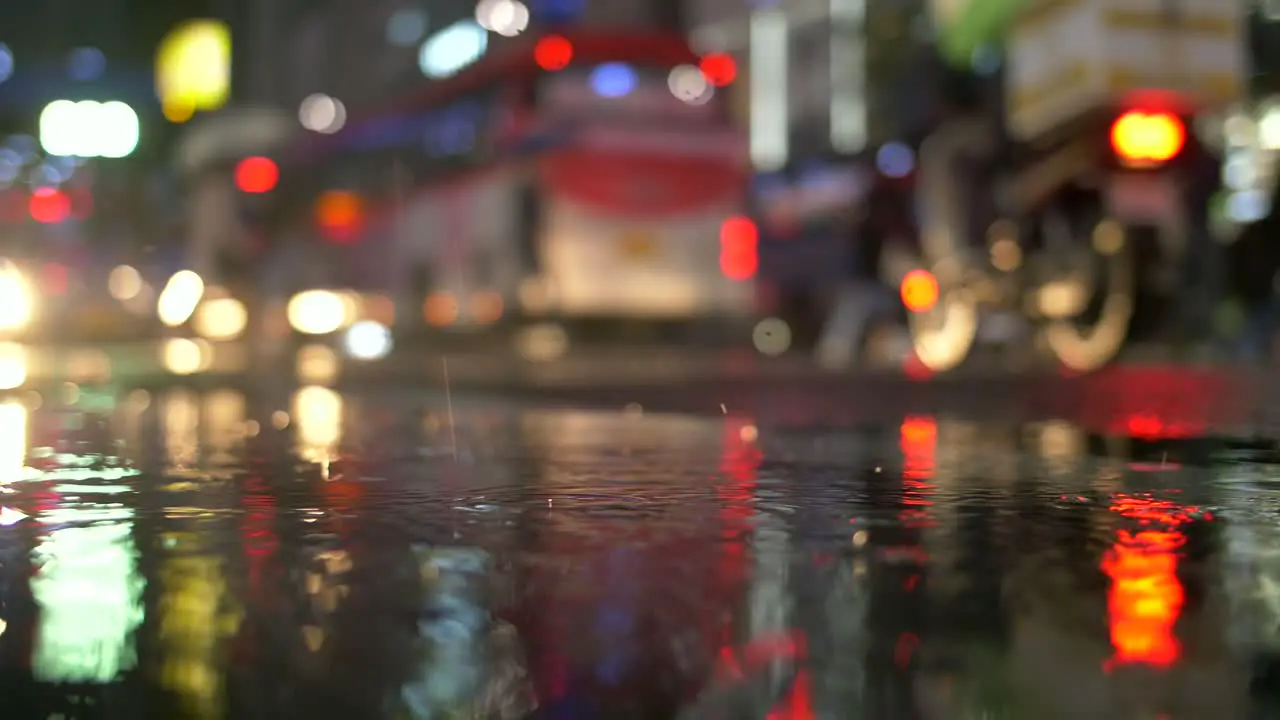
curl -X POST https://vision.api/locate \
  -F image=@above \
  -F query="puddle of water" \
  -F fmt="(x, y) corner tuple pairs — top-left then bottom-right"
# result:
(0, 386), (1275, 717)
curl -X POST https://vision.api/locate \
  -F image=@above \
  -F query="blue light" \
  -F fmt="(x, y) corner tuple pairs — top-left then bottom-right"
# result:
(876, 143), (914, 178)
(533, 0), (586, 23)
(67, 47), (105, 81)
(590, 63), (637, 99)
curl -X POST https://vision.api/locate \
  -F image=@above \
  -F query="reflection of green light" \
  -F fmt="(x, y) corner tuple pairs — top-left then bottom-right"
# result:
(30, 511), (145, 683)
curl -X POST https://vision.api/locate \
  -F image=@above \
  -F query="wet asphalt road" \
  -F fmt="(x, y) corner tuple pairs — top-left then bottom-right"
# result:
(0, 372), (1279, 718)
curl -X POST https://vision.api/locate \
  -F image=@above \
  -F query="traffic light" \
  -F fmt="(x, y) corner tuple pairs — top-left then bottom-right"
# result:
(235, 156), (278, 193)
(1110, 110), (1185, 166)
(719, 216), (758, 280)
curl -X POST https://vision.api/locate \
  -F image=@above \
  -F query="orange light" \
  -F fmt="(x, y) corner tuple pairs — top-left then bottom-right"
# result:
(534, 36), (573, 71)
(1101, 495), (1190, 669)
(699, 53), (736, 86)
(900, 269), (938, 313)
(235, 156), (278, 193)
(314, 190), (365, 242)
(1110, 110), (1185, 164)
(423, 292), (459, 327)
(470, 291), (504, 325)
(29, 187), (71, 223)
(719, 216), (758, 280)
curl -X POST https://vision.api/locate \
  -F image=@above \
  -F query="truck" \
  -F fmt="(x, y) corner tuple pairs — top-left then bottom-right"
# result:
(910, 0), (1246, 371)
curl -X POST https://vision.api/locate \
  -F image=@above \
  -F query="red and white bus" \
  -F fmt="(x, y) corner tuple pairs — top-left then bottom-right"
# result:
(281, 30), (754, 333)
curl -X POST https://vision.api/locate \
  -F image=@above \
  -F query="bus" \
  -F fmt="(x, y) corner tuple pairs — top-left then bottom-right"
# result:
(277, 30), (754, 340)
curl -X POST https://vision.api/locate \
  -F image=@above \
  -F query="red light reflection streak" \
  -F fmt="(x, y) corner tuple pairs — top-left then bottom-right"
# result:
(1101, 495), (1193, 670)
(899, 417), (936, 528)
(717, 415), (759, 643)
(240, 476), (278, 594)
(714, 421), (813, 719)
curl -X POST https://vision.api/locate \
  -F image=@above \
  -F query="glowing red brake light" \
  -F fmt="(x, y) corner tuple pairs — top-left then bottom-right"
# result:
(719, 216), (758, 280)
(1110, 110), (1185, 164)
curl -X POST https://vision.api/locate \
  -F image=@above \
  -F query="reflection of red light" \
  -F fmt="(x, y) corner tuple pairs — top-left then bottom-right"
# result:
(718, 415), (759, 643)
(535, 36), (574, 71)
(1102, 495), (1189, 669)
(29, 187), (70, 223)
(241, 476), (279, 596)
(900, 416), (936, 480)
(699, 53), (737, 86)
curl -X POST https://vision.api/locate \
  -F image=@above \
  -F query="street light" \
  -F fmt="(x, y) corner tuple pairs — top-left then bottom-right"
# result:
(38, 100), (139, 158)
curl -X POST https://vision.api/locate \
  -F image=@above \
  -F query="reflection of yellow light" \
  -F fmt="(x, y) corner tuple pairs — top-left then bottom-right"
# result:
(156, 20), (231, 112)
(193, 297), (247, 340)
(0, 342), (27, 389)
(296, 344), (339, 385)
(164, 390), (200, 468)
(162, 338), (209, 375)
(158, 271), (205, 327)
(294, 386), (342, 461)
(287, 290), (346, 335)
(203, 390), (245, 456)
(156, 550), (241, 718)
(108, 265), (142, 300)
(0, 264), (34, 332)
(0, 401), (27, 482)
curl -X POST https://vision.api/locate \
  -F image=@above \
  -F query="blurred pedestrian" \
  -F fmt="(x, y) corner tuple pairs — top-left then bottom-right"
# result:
(814, 182), (908, 368)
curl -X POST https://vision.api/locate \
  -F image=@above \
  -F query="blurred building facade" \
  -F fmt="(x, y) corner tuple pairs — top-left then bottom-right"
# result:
(687, 0), (935, 171)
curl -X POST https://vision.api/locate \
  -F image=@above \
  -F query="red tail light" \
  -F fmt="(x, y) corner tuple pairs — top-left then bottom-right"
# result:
(1110, 110), (1185, 164)
(719, 216), (758, 280)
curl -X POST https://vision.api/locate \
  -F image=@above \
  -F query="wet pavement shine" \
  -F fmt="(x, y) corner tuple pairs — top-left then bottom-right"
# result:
(0, 377), (1278, 719)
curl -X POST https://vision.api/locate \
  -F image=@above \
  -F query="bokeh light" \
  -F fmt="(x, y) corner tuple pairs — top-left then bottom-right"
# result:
(0, 44), (12, 84)
(157, 270), (205, 327)
(28, 187), (70, 224)
(590, 63), (637, 98)
(234, 156), (278, 193)
(698, 53), (736, 86)
(419, 20), (487, 78)
(386, 9), (428, 46)
(108, 265), (142, 300)
(162, 338), (208, 375)
(155, 20), (231, 115)
(0, 264), (34, 332)
(534, 36), (573, 71)
(343, 320), (392, 361)
(476, 0), (530, 37)
(668, 65), (713, 105)
(38, 100), (139, 158)
(193, 297), (248, 341)
(0, 343), (26, 389)
(299, 94), (346, 134)
(288, 290), (346, 335)
(67, 47), (105, 81)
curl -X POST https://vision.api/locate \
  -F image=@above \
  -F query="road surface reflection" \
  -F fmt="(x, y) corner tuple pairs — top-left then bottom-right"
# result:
(0, 384), (1271, 718)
